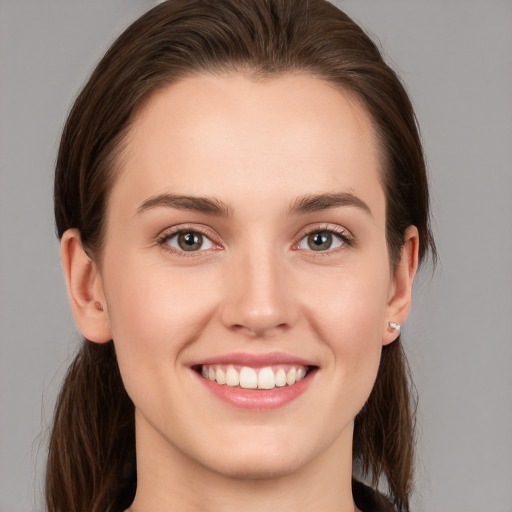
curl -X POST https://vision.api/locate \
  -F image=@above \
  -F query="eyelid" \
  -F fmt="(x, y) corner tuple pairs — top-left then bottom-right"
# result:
(156, 224), (222, 256)
(292, 223), (354, 252)
(154, 222), (353, 257)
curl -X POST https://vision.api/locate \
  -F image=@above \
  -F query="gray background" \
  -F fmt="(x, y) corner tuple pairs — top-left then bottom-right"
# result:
(1, 1), (511, 511)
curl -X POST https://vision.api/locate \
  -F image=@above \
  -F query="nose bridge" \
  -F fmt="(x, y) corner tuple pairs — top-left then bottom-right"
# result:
(221, 238), (294, 336)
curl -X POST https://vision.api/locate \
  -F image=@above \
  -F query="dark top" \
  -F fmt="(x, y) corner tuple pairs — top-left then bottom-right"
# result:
(353, 480), (398, 512)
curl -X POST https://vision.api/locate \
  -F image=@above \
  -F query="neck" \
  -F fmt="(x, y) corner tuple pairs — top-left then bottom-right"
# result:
(129, 412), (358, 512)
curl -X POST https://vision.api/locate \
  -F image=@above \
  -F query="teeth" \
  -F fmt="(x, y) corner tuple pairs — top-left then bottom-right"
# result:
(239, 367), (258, 389)
(286, 367), (296, 386)
(200, 364), (309, 389)
(225, 365), (239, 386)
(257, 367), (275, 389)
(215, 367), (226, 385)
(275, 368), (287, 387)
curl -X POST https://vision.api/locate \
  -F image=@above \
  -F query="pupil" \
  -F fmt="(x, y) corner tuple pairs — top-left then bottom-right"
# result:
(308, 232), (332, 251)
(179, 232), (202, 251)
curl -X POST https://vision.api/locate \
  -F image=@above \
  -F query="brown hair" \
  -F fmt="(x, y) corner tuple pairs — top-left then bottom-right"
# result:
(48, 1), (436, 511)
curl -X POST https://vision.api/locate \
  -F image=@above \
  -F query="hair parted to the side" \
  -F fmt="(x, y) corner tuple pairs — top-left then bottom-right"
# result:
(48, 1), (436, 511)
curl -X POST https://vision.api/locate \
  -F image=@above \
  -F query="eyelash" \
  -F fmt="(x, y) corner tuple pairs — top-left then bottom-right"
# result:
(156, 223), (353, 257)
(295, 224), (354, 254)
(156, 224), (220, 257)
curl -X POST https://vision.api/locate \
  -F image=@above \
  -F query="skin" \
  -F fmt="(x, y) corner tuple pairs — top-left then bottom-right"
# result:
(61, 73), (419, 512)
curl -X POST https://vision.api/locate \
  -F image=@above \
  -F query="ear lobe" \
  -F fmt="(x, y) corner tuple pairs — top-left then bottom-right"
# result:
(383, 225), (419, 346)
(61, 228), (112, 343)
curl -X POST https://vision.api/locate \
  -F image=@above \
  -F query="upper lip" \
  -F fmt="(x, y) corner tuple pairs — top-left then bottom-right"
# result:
(191, 352), (317, 368)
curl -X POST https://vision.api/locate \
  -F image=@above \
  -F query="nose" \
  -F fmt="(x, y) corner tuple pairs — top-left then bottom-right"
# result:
(220, 245), (297, 338)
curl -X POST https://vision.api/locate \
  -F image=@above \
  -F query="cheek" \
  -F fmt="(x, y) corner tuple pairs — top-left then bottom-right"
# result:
(102, 258), (224, 430)
(304, 259), (390, 341)
(301, 259), (390, 398)
(102, 255), (219, 375)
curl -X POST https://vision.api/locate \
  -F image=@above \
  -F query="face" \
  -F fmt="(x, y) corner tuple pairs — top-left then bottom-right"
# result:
(96, 73), (404, 479)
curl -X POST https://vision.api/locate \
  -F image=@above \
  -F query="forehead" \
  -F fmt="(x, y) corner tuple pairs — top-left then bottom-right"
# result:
(112, 72), (385, 219)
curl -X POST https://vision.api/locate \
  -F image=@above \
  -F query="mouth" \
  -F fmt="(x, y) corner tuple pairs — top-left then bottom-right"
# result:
(193, 363), (316, 390)
(190, 354), (318, 409)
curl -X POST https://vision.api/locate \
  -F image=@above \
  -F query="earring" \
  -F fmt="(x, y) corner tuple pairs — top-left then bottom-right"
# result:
(388, 321), (400, 333)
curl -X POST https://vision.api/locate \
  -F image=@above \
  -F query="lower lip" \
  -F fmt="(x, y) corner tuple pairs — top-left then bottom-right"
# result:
(195, 371), (315, 410)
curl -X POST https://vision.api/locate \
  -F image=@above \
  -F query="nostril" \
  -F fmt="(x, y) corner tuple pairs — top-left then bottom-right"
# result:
(228, 321), (290, 338)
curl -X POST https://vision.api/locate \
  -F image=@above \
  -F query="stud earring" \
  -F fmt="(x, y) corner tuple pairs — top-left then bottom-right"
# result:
(388, 321), (400, 333)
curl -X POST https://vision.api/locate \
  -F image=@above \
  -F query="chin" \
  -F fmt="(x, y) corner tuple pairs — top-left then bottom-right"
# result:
(207, 455), (301, 481)
(196, 435), (310, 481)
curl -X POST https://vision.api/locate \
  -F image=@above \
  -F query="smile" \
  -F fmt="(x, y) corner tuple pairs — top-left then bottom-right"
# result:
(200, 364), (310, 390)
(192, 354), (318, 410)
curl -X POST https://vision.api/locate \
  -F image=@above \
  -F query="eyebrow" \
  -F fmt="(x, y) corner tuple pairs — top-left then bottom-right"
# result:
(288, 192), (373, 217)
(136, 191), (372, 218)
(136, 194), (233, 217)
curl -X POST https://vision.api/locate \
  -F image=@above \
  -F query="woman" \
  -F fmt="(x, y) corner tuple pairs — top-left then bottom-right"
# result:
(46, 1), (436, 511)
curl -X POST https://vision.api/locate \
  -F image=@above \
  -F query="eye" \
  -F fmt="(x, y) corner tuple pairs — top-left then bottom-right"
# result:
(297, 229), (348, 252)
(162, 230), (215, 252)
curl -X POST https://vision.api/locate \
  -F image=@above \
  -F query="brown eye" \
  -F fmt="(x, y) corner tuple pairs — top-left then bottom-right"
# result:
(297, 229), (346, 252)
(165, 231), (214, 252)
(178, 232), (203, 251)
(307, 232), (333, 251)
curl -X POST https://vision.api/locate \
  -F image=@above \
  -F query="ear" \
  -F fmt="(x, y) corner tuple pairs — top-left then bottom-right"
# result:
(383, 225), (420, 346)
(60, 229), (112, 343)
